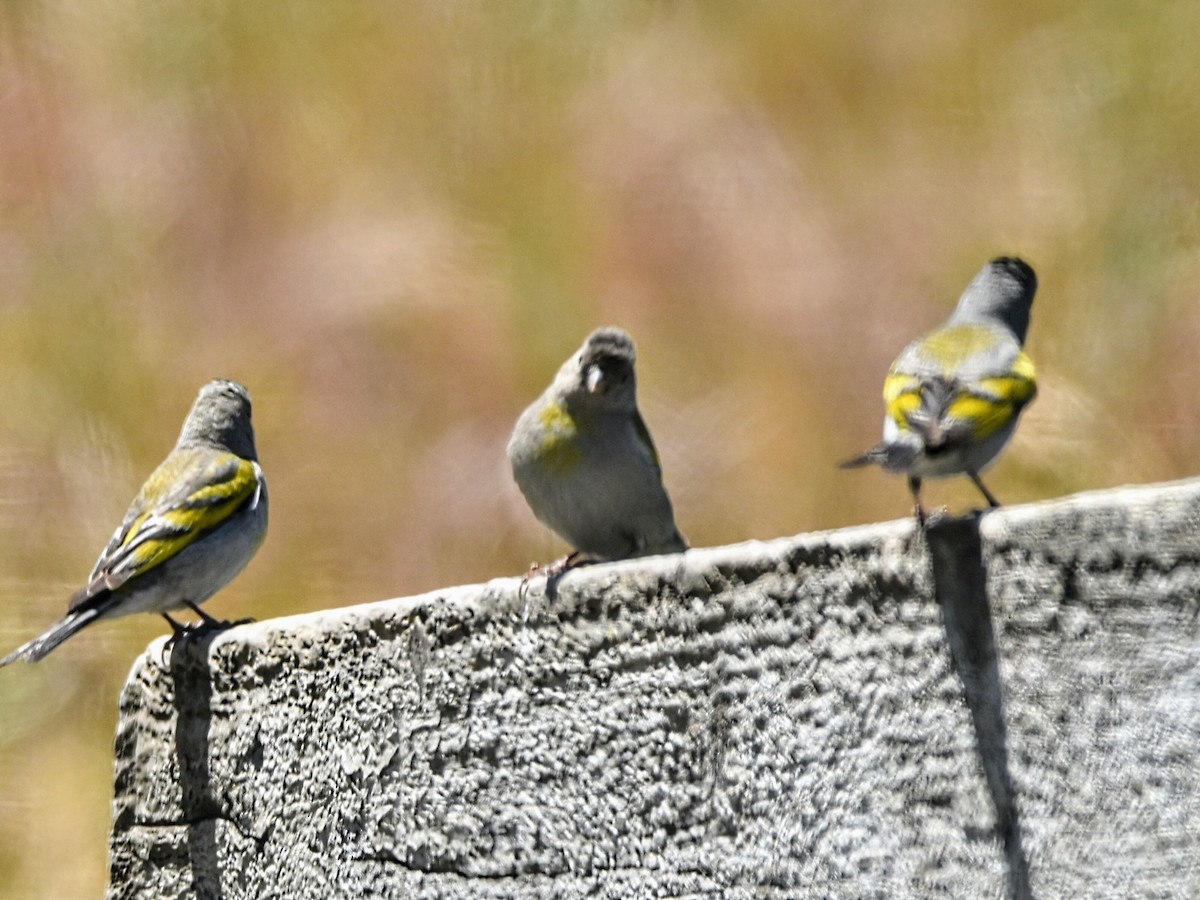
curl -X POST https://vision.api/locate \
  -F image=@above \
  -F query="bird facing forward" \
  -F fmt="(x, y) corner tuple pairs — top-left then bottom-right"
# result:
(507, 326), (687, 573)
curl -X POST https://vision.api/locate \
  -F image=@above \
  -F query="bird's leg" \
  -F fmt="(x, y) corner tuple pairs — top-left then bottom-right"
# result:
(517, 562), (542, 620)
(160, 612), (194, 660)
(517, 551), (598, 622)
(520, 551), (592, 585)
(908, 475), (927, 528)
(159, 603), (253, 663)
(182, 600), (255, 630)
(968, 471), (1002, 508)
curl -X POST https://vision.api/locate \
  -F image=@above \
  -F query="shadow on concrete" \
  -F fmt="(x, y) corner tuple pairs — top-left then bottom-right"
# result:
(168, 630), (224, 900)
(926, 513), (1033, 900)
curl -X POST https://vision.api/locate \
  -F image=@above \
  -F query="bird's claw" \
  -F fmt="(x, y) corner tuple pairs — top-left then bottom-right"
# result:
(517, 552), (595, 624)
(159, 609), (253, 665)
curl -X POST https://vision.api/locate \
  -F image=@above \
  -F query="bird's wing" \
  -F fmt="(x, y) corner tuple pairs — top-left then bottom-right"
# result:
(943, 350), (1037, 443)
(71, 449), (263, 610)
(631, 409), (664, 475)
(885, 325), (1037, 448)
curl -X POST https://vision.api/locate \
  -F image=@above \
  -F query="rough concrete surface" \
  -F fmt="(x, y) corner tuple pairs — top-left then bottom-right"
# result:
(107, 479), (1200, 899)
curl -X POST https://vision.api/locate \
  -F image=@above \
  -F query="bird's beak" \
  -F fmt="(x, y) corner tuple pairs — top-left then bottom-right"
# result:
(585, 364), (605, 395)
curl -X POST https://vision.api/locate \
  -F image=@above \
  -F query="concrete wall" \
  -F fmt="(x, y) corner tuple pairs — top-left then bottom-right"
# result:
(107, 480), (1200, 899)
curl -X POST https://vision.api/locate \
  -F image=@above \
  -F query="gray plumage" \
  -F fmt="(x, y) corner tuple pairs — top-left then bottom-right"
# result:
(508, 327), (687, 563)
(1, 380), (268, 665)
(944, 255), (1036, 343)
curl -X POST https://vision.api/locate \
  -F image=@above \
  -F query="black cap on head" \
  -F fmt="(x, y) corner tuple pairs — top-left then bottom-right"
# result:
(953, 256), (1038, 344)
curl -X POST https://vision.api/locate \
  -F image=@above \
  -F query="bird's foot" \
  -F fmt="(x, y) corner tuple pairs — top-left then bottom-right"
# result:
(517, 552), (595, 623)
(160, 613), (196, 662)
(160, 606), (254, 663)
(923, 505), (952, 527)
(519, 551), (589, 586)
(183, 600), (255, 631)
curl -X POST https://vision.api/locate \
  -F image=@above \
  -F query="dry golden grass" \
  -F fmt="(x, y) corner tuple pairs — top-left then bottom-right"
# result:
(2, 3), (1199, 895)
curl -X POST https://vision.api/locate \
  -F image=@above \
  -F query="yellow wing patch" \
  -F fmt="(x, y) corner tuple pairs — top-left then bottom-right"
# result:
(961, 351), (1037, 440)
(883, 372), (924, 428)
(105, 454), (262, 585)
(884, 348), (1037, 442)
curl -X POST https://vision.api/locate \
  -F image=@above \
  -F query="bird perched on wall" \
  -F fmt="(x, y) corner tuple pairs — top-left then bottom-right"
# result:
(0, 379), (268, 665)
(840, 256), (1039, 524)
(508, 326), (687, 576)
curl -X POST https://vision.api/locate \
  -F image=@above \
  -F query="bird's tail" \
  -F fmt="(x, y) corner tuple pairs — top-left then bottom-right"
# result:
(838, 445), (887, 469)
(665, 529), (689, 554)
(0, 607), (102, 666)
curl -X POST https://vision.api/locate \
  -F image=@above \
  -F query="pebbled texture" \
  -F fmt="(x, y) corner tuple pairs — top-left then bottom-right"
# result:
(108, 479), (1200, 899)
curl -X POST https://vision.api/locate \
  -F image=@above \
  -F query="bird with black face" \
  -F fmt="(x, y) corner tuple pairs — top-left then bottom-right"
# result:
(507, 326), (687, 576)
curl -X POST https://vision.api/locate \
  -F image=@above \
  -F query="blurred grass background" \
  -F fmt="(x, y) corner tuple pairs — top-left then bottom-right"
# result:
(1, 1), (1199, 894)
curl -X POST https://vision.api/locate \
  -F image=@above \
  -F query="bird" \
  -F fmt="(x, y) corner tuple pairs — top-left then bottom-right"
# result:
(507, 326), (687, 576)
(840, 256), (1039, 524)
(1, 379), (268, 665)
